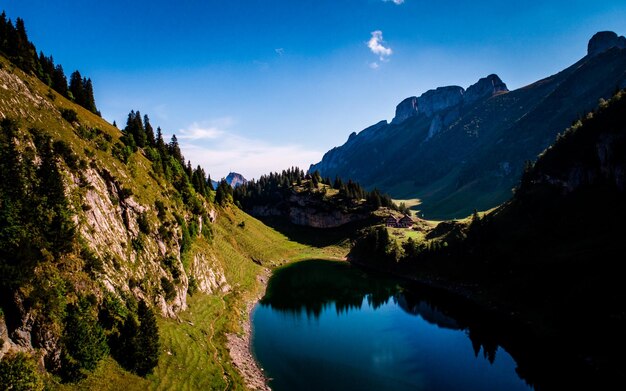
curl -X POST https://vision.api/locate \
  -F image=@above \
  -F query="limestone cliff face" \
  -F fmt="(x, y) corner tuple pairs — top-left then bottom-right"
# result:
(0, 61), (230, 367)
(249, 192), (369, 228)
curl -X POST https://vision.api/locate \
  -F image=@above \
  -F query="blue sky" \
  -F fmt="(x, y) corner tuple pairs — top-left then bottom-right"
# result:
(3, 0), (626, 179)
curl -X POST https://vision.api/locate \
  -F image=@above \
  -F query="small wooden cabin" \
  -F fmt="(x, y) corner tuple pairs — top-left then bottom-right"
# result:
(398, 215), (414, 228)
(385, 215), (400, 228)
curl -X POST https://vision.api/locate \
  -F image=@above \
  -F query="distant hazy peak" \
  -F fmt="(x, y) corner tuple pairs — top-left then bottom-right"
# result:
(225, 172), (247, 187)
(588, 31), (626, 56)
(464, 74), (508, 105)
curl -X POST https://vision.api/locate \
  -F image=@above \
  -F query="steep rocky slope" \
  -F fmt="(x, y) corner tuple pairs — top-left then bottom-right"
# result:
(0, 53), (312, 389)
(311, 31), (626, 219)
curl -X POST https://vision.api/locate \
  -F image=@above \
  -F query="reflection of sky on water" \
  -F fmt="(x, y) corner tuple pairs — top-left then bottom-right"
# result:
(254, 292), (532, 391)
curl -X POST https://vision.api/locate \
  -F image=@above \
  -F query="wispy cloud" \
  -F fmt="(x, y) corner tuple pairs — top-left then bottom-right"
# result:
(383, 0), (405, 4)
(174, 121), (321, 180)
(367, 30), (393, 69)
(275, 48), (285, 56)
(177, 118), (233, 140)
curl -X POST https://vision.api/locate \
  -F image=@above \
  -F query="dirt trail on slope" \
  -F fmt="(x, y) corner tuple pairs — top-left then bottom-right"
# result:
(226, 269), (271, 391)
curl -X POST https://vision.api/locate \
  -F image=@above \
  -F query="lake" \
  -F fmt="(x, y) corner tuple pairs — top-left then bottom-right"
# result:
(251, 260), (533, 391)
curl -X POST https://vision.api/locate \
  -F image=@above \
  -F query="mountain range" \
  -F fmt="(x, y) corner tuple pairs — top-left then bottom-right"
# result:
(310, 31), (626, 219)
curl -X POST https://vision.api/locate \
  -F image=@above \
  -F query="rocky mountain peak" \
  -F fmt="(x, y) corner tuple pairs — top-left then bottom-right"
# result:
(225, 172), (247, 188)
(587, 31), (626, 56)
(464, 74), (508, 105)
(392, 96), (419, 124)
(417, 86), (465, 117)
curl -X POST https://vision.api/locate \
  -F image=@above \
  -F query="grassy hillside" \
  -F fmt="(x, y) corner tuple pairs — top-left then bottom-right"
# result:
(0, 52), (341, 389)
(60, 207), (334, 391)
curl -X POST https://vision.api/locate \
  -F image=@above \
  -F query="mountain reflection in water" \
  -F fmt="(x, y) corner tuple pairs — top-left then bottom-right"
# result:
(253, 260), (532, 391)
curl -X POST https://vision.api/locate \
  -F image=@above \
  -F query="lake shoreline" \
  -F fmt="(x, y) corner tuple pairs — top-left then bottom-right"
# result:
(226, 269), (271, 391)
(347, 258), (615, 389)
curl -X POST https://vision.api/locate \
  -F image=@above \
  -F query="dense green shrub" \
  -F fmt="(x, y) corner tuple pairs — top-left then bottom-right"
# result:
(0, 352), (44, 391)
(111, 142), (132, 163)
(162, 255), (181, 280)
(61, 108), (78, 123)
(161, 277), (176, 301)
(60, 298), (109, 381)
(111, 300), (159, 376)
(137, 213), (151, 234)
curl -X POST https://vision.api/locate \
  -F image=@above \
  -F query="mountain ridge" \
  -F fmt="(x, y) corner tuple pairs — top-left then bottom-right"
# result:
(310, 31), (626, 219)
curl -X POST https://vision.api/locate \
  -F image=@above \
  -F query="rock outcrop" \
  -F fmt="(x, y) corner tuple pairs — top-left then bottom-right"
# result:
(391, 76), (507, 126)
(464, 74), (508, 105)
(417, 86), (465, 117)
(391, 96), (418, 124)
(250, 196), (369, 229)
(588, 31), (626, 56)
(225, 172), (247, 188)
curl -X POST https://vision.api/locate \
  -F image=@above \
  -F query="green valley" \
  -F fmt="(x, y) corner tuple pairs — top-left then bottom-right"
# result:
(2, 6), (626, 391)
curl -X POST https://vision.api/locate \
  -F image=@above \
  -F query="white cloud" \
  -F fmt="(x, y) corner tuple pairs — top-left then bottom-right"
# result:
(384, 0), (405, 4)
(369, 62), (380, 69)
(275, 48), (285, 56)
(174, 121), (321, 180)
(176, 118), (234, 140)
(177, 124), (223, 140)
(367, 30), (392, 61)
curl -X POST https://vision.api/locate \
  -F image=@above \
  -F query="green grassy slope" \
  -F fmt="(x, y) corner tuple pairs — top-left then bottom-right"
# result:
(67, 208), (333, 391)
(0, 53), (341, 389)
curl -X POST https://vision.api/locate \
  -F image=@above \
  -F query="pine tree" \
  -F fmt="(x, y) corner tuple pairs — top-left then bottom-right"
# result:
(83, 78), (98, 114)
(36, 135), (75, 255)
(156, 127), (167, 156)
(116, 314), (140, 372)
(143, 115), (155, 147)
(124, 111), (147, 148)
(61, 300), (108, 380)
(169, 134), (183, 164)
(51, 64), (68, 96)
(333, 176), (343, 190)
(68, 71), (85, 103)
(216, 179), (233, 205)
(136, 300), (159, 376)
